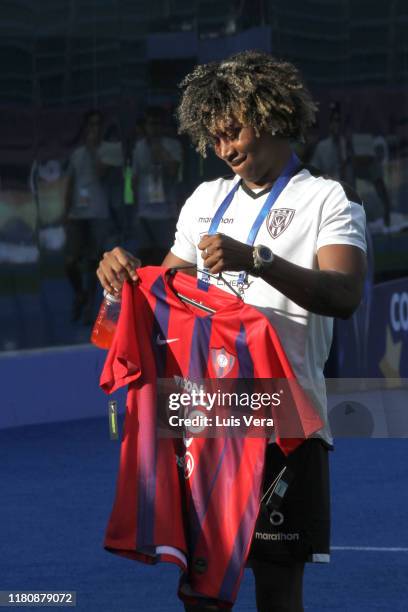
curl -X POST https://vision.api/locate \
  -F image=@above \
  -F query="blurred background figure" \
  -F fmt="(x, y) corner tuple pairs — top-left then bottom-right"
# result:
(311, 102), (350, 181)
(64, 110), (116, 325)
(121, 118), (144, 253)
(131, 106), (182, 264)
(311, 101), (392, 227)
(349, 130), (391, 228)
(30, 135), (67, 253)
(100, 120), (125, 247)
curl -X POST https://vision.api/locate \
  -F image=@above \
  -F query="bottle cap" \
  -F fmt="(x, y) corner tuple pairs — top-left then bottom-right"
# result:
(103, 289), (121, 303)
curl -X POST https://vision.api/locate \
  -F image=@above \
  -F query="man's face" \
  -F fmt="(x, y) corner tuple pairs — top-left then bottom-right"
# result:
(212, 121), (281, 187)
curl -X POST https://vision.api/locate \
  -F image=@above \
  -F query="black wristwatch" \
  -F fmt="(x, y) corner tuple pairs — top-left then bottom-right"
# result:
(251, 244), (275, 276)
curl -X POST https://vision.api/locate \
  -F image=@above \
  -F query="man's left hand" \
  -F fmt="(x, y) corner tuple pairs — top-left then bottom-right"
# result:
(198, 234), (253, 274)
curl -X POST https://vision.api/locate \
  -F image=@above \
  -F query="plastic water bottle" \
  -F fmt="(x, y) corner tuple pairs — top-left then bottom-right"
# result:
(91, 290), (121, 349)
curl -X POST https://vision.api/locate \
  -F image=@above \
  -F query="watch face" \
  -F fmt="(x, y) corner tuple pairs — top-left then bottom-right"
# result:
(259, 246), (272, 262)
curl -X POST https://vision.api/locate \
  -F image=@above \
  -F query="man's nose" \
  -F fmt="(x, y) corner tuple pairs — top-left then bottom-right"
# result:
(217, 137), (235, 161)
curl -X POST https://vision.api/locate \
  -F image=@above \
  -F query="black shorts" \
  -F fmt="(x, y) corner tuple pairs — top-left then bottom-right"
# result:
(248, 438), (331, 564)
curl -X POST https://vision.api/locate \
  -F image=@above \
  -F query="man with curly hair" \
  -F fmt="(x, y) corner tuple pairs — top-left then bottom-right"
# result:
(98, 51), (367, 611)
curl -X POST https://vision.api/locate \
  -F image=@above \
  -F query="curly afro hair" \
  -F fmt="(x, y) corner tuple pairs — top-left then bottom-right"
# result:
(177, 50), (317, 156)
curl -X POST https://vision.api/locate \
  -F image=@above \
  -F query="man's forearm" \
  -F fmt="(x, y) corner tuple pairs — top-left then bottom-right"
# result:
(198, 235), (366, 319)
(258, 254), (362, 319)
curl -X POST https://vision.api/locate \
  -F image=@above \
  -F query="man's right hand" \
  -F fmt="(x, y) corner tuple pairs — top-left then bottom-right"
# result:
(97, 247), (141, 294)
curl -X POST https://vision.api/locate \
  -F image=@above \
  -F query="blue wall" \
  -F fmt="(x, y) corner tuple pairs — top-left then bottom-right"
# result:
(0, 344), (125, 429)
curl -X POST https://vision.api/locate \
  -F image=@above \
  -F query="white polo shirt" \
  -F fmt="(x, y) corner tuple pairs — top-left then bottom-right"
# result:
(171, 166), (367, 445)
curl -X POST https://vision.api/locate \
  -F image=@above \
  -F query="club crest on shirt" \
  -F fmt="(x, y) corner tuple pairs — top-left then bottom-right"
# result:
(266, 208), (295, 239)
(211, 347), (235, 377)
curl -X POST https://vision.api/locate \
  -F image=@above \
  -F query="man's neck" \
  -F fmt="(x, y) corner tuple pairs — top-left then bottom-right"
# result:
(243, 147), (292, 191)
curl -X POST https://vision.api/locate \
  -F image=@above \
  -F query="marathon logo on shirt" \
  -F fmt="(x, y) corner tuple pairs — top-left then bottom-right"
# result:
(255, 531), (300, 542)
(266, 208), (295, 239)
(198, 216), (234, 224)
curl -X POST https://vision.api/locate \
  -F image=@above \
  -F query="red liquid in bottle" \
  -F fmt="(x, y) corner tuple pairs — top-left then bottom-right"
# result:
(91, 292), (121, 349)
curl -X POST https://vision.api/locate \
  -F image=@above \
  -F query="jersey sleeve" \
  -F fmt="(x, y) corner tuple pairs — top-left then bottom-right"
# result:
(247, 316), (323, 454)
(100, 283), (142, 393)
(170, 188), (199, 264)
(316, 181), (367, 252)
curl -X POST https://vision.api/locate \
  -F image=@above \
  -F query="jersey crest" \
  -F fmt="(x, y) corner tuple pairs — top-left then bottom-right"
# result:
(210, 347), (235, 377)
(266, 208), (295, 239)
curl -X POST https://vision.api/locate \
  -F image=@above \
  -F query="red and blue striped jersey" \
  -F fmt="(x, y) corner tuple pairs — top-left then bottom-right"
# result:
(100, 266), (322, 607)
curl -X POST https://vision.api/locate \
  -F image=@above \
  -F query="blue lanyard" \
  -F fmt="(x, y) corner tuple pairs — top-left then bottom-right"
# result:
(200, 152), (300, 291)
(208, 151), (299, 241)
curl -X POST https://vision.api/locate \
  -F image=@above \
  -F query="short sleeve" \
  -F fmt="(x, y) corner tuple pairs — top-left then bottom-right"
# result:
(170, 190), (199, 264)
(316, 181), (367, 253)
(243, 311), (324, 455)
